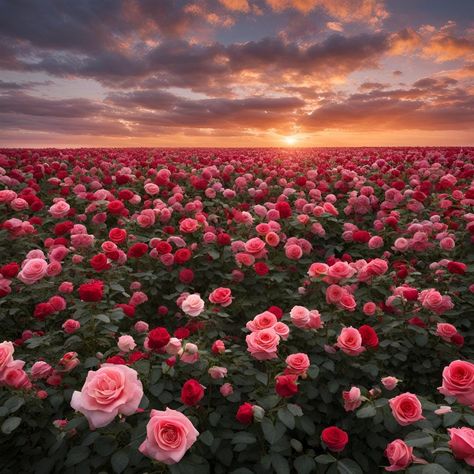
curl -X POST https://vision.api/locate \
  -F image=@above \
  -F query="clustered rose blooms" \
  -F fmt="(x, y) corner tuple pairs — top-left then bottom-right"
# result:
(0, 148), (473, 472)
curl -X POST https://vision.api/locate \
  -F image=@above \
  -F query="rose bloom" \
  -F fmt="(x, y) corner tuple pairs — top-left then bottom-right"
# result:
(285, 244), (303, 260)
(308, 262), (329, 278)
(436, 323), (457, 342)
(208, 366), (227, 379)
(70, 364), (143, 429)
(18, 258), (48, 285)
(49, 200), (70, 218)
(246, 328), (280, 360)
(389, 393), (424, 426)
(321, 426), (349, 453)
(62, 319), (80, 334)
(236, 402), (254, 424)
(30, 361), (53, 380)
(328, 261), (356, 281)
(438, 360), (474, 407)
(273, 322), (290, 340)
(336, 327), (365, 356)
(363, 302), (377, 316)
(0, 341), (15, 372)
(179, 218), (199, 233)
(275, 374), (298, 398)
(290, 305), (310, 328)
(117, 335), (136, 352)
(384, 439), (419, 472)
(246, 311), (277, 332)
(181, 379), (205, 406)
(342, 387), (362, 412)
(448, 427), (474, 466)
(285, 353), (310, 375)
(208, 287), (232, 307)
(220, 383), (233, 397)
(181, 294), (205, 317)
(382, 376), (400, 391)
(211, 340), (225, 354)
(139, 408), (198, 465)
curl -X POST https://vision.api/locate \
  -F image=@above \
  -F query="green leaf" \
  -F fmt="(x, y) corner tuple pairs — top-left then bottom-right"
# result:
(111, 450), (129, 474)
(294, 455), (316, 474)
(421, 464), (450, 474)
(288, 404), (303, 417)
(337, 459), (363, 474)
(231, 432), (257, 445)
(261, 419), (286, 444)
(94, 314), (110, 323)
(356, 405), (377, 419)
(278, 407), (295, 429)
(65, 446), (90, 466)
(1, 416), (21, 434)
(4, 396), (24, 413)
(95, 436), (118, 456)
(199, 430), (214, 447)
(315, 454), (337, 464)
(405, 431), (433, 448)
(271, 453), (290, 474)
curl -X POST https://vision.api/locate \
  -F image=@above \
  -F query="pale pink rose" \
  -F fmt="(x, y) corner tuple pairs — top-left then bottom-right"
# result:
(137, 210), (155, 228)
(326, 284), (344, 304)
(336, 327), (365, 356)
(0, 278), (11, 297)
(58, 352), (80, 372)
(118, 335), (136, 352)
(209, 287), (232, 307)
(363, 302), (377, 316)
(342, 387), (362, 412)
(144, 183), (160, 195)
(419, 289), (453, 314)
(246, 311), (277, 332)
(10, 198), (29, 211)
(180, 343), (199, 364)
(273, 322), (290, 340)
(285, 244), (303, 260)
(436, 323), (457, 342)
(438, 360), (474, 407)
(246, 328), (280, 360)
(440, 237), (455, 250)
(49, 200), (70, 218)
(180, 218), (199, 233)
(368, 236), (384, 249)
(160, 253), (174, 266)
(393, 237), (409, 251)
(307, 310), (324, 329)
(0, 341), (14, 372)
(328, 261), (356, 281)
(30, 361), (53, 380)
(285, 353), (310, 375)
(71, 233), (95, 248)
(220, 383), (233, 397)
(381, 376), (400, 390)
(308, 262), (329, 278)
(62, 319), (80, 334)
(165, 338), (182, 355)
(46, 261), (62, 277)
(18, 258), (48, 285)
(290, 306), (310, 328)
(384, 439), (417, 471)
(139, 408), (198, 464)
(389, 393), (424, 426)
(181, 294), (205, 317)
(70, 364), (143, 429)
(129, 291), (148, 306)
(134, 321), (149, 333)
(448, 427), (474, 466)
(208, 366), (227, 379)
(434, 405), (452, 415)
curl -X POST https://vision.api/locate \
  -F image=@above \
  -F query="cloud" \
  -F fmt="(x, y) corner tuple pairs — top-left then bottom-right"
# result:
(218, 0), (250, 12)
(327, 22), (344, 32)
(422, 32), (474, 62)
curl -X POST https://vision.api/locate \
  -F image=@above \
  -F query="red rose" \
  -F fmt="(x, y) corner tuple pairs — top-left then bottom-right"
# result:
(105, 355), (127, 365)
(447, 261), (467, 275)
(118, 189), (133, 200)
(107, 200), (125, 215)
(0, 262), (19, 278)
(452, 333), (464, 347)
(128, 242), (148, 258)
(90, 253), (110, 271)
(54, 221), (74, 236)
(181, 379), (205, 406)
(275, 374), (299, 398)
(236, 402), (254, 424)
(179, 268), (194, 284)
(174, 327), (190, 339)
(254, 262), (269, 276)
(407, 317), (427, 328)
(78, 280), (104, 302)
(275, 201), (292, 218)
(109, 228), (127, 244)
(358, 325), (379, 348)
(148, 327), (170, 351)
(174, 248), (191, 264)
(268, 306), (283, 320)
(353, 230), (371, 243)
(321, 426), (349, 452)
(154, 241), (172, 254)
(34, 302), (55, 321)
(115, 303), (135, 318)
(402, 288), (419, 301)
(128, 351), (148, 364)
(217, 233), (231, 246)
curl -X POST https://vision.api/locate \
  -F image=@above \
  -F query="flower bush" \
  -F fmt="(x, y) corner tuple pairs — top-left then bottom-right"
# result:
(0, 147), (473, 473)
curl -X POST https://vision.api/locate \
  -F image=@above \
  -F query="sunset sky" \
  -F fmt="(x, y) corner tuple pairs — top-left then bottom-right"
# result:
(0, 0), (473, 147)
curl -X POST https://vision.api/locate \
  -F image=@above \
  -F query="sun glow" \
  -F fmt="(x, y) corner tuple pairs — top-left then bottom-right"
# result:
(283, 135), (297, 146)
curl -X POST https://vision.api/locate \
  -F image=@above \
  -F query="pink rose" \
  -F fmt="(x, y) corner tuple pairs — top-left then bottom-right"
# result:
(220, 383), (233, 397)
(62, 319), (80, 334)
(246, 328), (280, 360)
(70, 364), (143, 429)
(363, 302), (377, 316)
(49, 200), (70, 218)
(290, 306), (310, 328)
(418, 289), (453, 314)
(165, 338), (182, 355)
(285, 244), (303, 260)
(438, 360), (474, 407)
(209, 287), (232, 307)
(246, 311), (277, 332)
(2, 365), (31, 389)
(18, 258), (48, 285)
(0, 341), (14, 372)
(245, 237), (266, 255)
(328, 261), (356, 281)
(448, 427), (474, 466)
(436, 323), (457, 342)
(179, 218), (199, 233)
(342, 387), (362, 412)
(118, 335), (136, 352)
(139, 408), (198, 464)
(326, 284), (344, 304)
(389, 393), (424, 426)
(285, 353), (310, 375)
(208, 366), (227, 379)
(30, 361), (53, 380)
(273, 322), (290, 340)
(381, 376), (399, 391)
(181, 294), (205, 317)
(336, 327), (365, 356)
(134, 321), (149, 333)
(308, 262), (329, 278)
(384, 439), (415, 471)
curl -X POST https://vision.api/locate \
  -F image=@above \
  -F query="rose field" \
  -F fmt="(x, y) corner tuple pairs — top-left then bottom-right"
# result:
(0, 147), (473, 474)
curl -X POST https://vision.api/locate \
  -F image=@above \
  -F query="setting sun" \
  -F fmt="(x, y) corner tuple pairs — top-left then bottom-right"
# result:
(284, 136), (297, 146)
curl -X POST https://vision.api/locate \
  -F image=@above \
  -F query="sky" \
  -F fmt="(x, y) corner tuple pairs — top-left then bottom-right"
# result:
(0, 0), (473, 147)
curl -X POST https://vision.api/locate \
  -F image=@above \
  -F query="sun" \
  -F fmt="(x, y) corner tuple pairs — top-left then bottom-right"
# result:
(283, 135), (297, 146)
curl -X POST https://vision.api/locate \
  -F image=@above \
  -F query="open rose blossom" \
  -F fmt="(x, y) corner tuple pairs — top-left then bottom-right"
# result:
(438, 360), (474, 407)
(448, 427), (474, 466)
(384, 439), (426, 471)
(139, 408), (198, 464)
(389, 393), (424, 426)
(181, 293), (205, 317)
(336, 327), (365, 356)
(70, 364), (143, 429)
(246, 328), (280, 360)
(321, 426), (349, 452)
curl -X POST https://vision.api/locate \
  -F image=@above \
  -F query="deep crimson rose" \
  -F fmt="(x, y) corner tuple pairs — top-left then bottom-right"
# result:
(0, 262), (19, 278)
(254, 262), (269, 276)
(179, 268), (194, 284)
(447, 261), (467, 275)
(174, 327), (190, 339)
(321, 426), (349, 452)
(452, 333), (465, 347)
(217, 233), (231, 246)
(407, 317), (427, 328)
(148, 327), (171, 351)
(275, 374), (299, 398)
(90, 253), (110, 271)
(236, 402), (254, 424)
(34, 302), (55, 321)
(108, 227), (127, 244)
(174, 248), (191, 264)
(358, 325), (379, 348)
(118, 189), (133, 200)
(78, 280), (104, 302)
(181, 379), (205, 406)
(154, 241), (172, 254)
(402, 288), (419, 301)
(128, 242), (148, 258)
(107, 200), (125, 214)
(128, 351), (148, 364)
(54, 221), (74, 236)
(275, 201), (292, 218)
(353, 230), (371, 243)
(115, 303), (135, 318)
(106, 355), (127, 365)
(268, 305), (283, 320)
